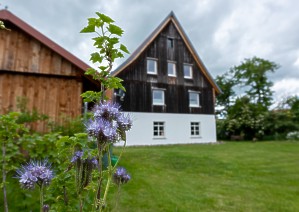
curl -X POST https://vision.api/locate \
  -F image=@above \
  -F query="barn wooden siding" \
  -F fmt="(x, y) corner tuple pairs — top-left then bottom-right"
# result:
(116, 22), (215, 114)
(0, 23), (84, 131)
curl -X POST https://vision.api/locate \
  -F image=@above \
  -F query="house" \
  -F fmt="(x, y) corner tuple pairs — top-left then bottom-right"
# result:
(112, 12), (221, 145)
(0, 10), (100, 131)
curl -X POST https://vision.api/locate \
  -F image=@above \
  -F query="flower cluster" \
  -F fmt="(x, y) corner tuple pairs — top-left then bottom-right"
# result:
(70, 150), (99, 191)
(70, 150), (98, 167)
(70, 150), (84, 163)
(16, 160), (54, 190)
(85, 101), (132, 143)
(113, 167), (131, 185)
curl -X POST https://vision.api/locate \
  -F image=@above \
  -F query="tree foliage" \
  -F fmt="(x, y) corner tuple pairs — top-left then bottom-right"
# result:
(216, 57), (280, 140)
(231, 56), (279, 110)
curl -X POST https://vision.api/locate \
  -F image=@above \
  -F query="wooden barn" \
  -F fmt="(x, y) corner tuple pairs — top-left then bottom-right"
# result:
(0, 10), (99, 131)
(112, 12), (221, 145)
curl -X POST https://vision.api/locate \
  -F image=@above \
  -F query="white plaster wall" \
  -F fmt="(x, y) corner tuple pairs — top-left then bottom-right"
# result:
(121, 112), (217, 146)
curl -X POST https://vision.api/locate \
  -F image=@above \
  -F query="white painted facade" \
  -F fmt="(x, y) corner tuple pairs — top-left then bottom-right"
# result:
(122, 112), (217, 146)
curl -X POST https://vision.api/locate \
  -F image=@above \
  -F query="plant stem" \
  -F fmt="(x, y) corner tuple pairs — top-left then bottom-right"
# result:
(2, 141), (8, 212)
(101, 145), (112, 212)
(113, 140), (127, 168)
(40, 184), (44, 212)
(96, 143), (104, 209)
(79, 193), (83, 212)
(113, 184), (121, 212)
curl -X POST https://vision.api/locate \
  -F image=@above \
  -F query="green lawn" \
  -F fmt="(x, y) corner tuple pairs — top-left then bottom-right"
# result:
(108, 142), (299, 212)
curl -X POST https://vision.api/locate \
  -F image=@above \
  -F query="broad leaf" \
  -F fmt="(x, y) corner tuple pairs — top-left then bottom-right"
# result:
(120, 44), (130, 54)
(107, 24), (124, 36)
(80, 25), (95, 33)
(90, 52), (103, 63)
(96, 12), (114, 23)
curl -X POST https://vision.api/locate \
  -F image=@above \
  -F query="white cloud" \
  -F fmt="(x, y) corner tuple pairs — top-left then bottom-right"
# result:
(273, 78), (299, 101)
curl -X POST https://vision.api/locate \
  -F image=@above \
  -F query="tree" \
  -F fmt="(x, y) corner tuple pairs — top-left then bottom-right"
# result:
(216, 57), (280, 140)
(231, 56), (279, 110)
(215, 72), (236, 117)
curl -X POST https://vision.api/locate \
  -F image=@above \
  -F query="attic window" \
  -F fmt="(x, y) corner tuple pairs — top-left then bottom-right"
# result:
(147, 58), (158, 74)
(184, 64), (193, 79)
(167, 38), (174, 49)
(167, 61), (176, 77)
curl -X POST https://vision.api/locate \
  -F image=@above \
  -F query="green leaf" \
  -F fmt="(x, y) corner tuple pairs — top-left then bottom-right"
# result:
(93, 37), (105, 47)
(80, 25), (95, 33)
(107, 24), (124, 36)
(99, 66), (108, 71)
(85, 68), (97, 76)
(81, 91), (102, 103)
(108, 37), (119, 45)
(120, 44), (130, 54)
(96, 13), (114, 23)
(90, 52), (103, 63)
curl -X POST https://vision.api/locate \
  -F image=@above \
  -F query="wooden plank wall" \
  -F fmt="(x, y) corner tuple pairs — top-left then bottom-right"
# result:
(0, 73), (82, 131)
(0, 23), (85, 131)
(0, 25), (80, 76)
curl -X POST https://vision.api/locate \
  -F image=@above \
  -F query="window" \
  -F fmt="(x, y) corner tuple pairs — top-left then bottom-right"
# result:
(153, 122), (165, 137)
(184, 64), (193, 78)
(152, 89), (165, 105)
(147, 58), (157, 74)
(191, 122), (200, 137)
(189, 91), (200, 107)
(167, 62), (176, 76)
(167, 38), (174, 49)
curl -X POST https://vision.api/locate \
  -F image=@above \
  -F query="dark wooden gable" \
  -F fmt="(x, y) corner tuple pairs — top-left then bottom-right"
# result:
(113, 12), (220, 114)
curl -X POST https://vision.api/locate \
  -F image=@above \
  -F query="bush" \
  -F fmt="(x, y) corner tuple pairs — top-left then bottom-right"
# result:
(286, 131), (299, 141)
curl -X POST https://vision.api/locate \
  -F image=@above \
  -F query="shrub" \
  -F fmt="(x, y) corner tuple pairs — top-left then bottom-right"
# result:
(286, 131), (299, 141)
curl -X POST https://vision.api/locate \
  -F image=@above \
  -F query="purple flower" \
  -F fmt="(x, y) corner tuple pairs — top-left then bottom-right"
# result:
(85, 119), (101, 137)
(16, 160), (54, 189)
(90, 157), (98, 167)
(93, 101), (120, 120)
(85, 118), (118, 143)
(71, 150), (84, 163)
(113, 167), (131, 185)
(117, 113), (133, 131)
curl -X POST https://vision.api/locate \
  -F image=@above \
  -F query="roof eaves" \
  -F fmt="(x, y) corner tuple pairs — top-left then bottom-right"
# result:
(169, 13), (221, 94)
(0, 9), (90, 72)
(112, 12), (174, 76)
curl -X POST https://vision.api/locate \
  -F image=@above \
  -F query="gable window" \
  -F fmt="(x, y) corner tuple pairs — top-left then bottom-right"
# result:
(167, 37), (174, 49)
(167, 61), (176, 77)
(184, 64), (193, 79)
(189, 91), (200, 107)
(147, 58), (157, 74)
(152, 89), (165, 105)
(153, 121), (165, 137)
(191, 122), (201, 137)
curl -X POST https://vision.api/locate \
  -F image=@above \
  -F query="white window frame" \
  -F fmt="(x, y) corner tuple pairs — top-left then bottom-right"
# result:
(184, 64), (193, 79)
(190, 122), (201, 137)
(167, 61), (176, 77)
(189, 91), (200, 107)
(152, 89), (165, 106)
(153, 121), (165, 138)
(147, 58), (158, 75)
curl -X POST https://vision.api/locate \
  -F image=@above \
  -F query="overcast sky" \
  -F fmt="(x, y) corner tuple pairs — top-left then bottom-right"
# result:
(1, 0), (299, 104)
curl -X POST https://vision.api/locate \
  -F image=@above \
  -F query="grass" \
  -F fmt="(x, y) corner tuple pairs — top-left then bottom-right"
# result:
(107, 141), (299, 212)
